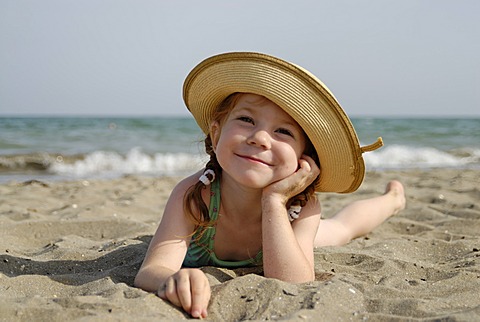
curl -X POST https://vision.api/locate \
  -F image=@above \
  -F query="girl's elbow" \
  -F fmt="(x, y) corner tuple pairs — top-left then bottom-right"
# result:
(133, 269), (154, 292)
(133, 272), (146, 290)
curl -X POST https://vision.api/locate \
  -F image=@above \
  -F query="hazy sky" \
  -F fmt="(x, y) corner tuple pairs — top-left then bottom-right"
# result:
(1, 0), (479, 117)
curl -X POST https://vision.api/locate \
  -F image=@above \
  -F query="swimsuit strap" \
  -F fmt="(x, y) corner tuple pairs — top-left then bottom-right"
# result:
(209, 177), (221, 221)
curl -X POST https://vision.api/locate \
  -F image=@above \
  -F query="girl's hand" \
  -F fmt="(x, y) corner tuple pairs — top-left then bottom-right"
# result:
(157, 268), (210, 319)
(263, 154), (320, 204)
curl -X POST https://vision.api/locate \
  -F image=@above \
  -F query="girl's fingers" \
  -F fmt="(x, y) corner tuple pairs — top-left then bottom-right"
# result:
(298, 155), (320, 183)
(299, 154), (319, 176)
(158, 270), (210, 319)
(175, 274), (194, 314)
(190, 277), (211, 318)
(163, 277), (182, 308)
(263, 155), (320, 200)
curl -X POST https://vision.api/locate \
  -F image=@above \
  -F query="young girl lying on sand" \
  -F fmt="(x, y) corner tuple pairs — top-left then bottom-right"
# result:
(135, 52), (406, 319)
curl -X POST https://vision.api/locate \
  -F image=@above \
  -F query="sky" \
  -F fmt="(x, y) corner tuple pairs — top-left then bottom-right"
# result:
(0, 0), (479, 117)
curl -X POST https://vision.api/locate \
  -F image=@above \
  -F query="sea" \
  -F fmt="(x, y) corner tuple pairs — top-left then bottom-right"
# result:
(1, 117), (479, 183)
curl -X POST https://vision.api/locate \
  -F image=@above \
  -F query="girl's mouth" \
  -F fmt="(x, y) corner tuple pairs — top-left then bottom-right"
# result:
(236, 154), (272, 166)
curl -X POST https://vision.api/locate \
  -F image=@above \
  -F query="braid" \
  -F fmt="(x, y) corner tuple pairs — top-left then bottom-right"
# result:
(183, 135), (222, 240)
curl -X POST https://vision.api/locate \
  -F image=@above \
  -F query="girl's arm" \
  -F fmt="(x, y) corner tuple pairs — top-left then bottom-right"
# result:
(261, 196), (320, 282)
(134, 175), (210, 319)
(261, 155), (321, 282)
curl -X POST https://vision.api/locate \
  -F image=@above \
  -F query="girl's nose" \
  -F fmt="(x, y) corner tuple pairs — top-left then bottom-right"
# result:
(247, 130), (271, 149)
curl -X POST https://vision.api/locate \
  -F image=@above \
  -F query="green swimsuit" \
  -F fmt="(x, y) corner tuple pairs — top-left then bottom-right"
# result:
(183, 179), (263, 268)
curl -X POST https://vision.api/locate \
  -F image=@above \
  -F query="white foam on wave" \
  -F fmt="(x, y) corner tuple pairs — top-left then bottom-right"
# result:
(49, 148), (208, 178)
(48, 145), (480, 179)
(364, 145), (480, 169)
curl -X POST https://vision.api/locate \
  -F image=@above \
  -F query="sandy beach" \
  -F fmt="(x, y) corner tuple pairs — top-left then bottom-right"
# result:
(1, 168), (479, 321)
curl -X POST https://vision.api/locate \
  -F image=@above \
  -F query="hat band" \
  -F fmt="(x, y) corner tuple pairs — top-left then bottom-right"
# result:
(360, 137), (384, 153)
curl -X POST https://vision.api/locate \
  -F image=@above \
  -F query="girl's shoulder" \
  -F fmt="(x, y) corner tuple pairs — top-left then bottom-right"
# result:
(172, 170), (203, 193)
(167, 170), (210, 215)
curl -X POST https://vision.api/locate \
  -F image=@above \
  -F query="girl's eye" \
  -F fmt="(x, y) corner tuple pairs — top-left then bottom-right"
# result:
(276, 128), (294, 137)
(238, 116), (254, 124)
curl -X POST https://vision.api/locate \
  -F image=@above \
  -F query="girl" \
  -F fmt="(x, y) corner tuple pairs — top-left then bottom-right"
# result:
(134, 52), (405, 319)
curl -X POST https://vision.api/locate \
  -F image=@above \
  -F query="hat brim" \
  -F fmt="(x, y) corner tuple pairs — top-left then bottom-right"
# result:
(183, 52), (374, 193)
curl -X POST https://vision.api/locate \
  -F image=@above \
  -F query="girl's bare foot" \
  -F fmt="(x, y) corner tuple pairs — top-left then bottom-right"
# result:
(385, 180), (406, 215)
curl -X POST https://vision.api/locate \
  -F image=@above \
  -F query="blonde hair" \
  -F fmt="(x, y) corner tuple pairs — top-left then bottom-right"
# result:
(184, 93), (319, 238)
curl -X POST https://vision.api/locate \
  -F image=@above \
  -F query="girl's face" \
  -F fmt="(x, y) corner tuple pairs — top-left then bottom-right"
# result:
(211, 93), (307, 189)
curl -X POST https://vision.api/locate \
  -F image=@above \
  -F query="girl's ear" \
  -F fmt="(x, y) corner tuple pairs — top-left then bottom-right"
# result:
(210, 121), (220, 152)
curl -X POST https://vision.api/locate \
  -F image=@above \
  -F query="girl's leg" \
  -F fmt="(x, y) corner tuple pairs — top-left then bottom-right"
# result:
(315, 180), (406, 247)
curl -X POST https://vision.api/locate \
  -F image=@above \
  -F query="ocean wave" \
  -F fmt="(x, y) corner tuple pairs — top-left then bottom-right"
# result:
(0, 153), (80, 172)
(1, 146), (479, 181)
(364, 145), (480, 169)
(49, 148), (208, 178)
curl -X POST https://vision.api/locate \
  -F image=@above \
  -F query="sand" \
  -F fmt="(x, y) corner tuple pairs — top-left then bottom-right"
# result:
(1, 169), (479, 321)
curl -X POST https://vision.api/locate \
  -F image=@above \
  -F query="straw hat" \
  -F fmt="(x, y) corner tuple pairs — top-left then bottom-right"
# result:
(183, 52), (383, 193)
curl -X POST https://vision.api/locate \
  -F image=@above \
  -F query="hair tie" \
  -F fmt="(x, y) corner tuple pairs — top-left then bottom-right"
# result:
(199, 169), (215, 186)
(288, 205), (302, 222)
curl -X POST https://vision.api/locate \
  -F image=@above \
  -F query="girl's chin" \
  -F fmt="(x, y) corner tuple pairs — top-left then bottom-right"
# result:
(222, 167), (295, 189)
(232, 176), (291, 190)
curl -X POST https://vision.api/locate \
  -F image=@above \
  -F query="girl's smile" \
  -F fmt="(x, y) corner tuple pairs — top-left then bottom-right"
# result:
(235, 153), (273, 166)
